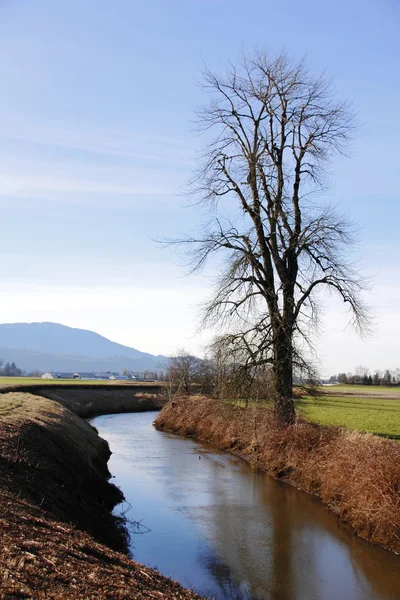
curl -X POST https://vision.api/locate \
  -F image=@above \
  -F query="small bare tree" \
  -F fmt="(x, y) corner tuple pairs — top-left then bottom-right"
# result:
(166, 349), (205, 395)
(171, 51), (370, 426)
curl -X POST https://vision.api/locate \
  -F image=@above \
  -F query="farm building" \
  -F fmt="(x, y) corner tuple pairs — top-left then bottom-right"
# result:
(41, 372), (104, 380)
(40, 372), (132, 380)
(41, 372), (79, 380)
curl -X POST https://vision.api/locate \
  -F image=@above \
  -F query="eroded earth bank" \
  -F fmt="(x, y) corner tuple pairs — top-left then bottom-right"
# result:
(0, 390), (204, 599)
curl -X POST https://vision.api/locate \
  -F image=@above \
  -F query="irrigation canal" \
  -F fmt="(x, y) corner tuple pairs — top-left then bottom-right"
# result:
(92, 411), (400, 600)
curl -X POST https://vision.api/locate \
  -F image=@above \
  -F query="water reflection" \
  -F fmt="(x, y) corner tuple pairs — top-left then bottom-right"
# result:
(93, 412), (400, 600)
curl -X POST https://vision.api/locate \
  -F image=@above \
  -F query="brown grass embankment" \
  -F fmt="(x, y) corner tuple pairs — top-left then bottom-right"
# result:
(0, 392), (204, 599)
(1, 392), (128, 552)
(155, 396), (400, 554)
(0, 383), (165, 418)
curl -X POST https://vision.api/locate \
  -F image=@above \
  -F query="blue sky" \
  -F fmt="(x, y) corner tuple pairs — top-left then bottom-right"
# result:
(0, 0), (399, 375)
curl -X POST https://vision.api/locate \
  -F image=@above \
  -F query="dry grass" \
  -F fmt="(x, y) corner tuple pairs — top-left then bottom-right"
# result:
(155, 396), (400, 554)
(1, 494), (205, 599)
(0, 393), (128, 551)
(0, 392), (56, 419)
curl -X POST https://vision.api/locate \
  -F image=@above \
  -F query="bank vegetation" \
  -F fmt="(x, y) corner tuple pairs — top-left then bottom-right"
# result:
(155, 396), (400, 555)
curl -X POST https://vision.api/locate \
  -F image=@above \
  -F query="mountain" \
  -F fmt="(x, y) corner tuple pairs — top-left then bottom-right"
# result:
(0, 322), (167, 373)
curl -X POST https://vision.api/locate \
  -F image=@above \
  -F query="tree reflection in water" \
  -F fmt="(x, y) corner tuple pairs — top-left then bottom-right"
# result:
(183, 451), (399, 600)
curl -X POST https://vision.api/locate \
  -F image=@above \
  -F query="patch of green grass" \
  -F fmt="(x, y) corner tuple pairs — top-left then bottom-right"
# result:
(0, 377), (157, 387)
(227, 395), (400, 439)
(0, 377), (45, 386)
(297, 395), (400, 439)
(0, 377), (114, 386)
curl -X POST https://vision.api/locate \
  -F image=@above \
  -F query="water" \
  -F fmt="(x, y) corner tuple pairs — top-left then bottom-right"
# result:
(92, 412), (400, 600)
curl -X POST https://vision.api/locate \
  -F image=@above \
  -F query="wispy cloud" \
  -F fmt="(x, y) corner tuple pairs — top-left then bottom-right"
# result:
(0, 115), (193, 204)
(0, 171), (173, 202)
(0, 116), (193, 166)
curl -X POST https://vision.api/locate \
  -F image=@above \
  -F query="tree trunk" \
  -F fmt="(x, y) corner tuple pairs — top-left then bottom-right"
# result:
(273, 334), (295, 426)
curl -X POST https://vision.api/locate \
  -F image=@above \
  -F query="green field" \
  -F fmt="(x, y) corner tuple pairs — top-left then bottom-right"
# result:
(230, 386), (400, 439)
(297, 395), (400, 439)
(0, 377), (112, 386)
(0, 377), (159, 387)
(318, 384), (400, 396)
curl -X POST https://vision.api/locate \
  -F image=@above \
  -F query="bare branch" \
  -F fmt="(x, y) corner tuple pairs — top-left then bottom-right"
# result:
(168, 50), (369, 425)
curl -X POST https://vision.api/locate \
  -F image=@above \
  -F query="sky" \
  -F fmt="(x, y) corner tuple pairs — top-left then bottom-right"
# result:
(0, 0), (399, 376)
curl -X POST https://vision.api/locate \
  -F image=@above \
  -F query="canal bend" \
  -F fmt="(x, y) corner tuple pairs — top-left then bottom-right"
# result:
(92, 411), (400, 600)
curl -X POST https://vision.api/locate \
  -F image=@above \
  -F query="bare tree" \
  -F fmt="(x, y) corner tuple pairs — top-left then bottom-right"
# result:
(170, 51), (370, 426)
(166, 349), (205, 395)
(208, 335), (276, 404)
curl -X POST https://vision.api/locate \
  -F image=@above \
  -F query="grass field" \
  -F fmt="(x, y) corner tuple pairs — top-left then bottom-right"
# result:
(333, 384), (400, 392)
(0, 377), (160, 387)
(230, 385), (400, 439)
(297, 395), (400, 439)
(318, 384), (400, 397)
(0, 377), (79, 386)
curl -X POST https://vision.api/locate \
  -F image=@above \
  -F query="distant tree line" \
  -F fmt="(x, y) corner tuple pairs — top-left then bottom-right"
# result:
(329, 365), (400, 386)
(0, 360), (43, 377)
(0, 360), (23, 377)
(165, 351), (400, 398)
(121, 369), (158, 381)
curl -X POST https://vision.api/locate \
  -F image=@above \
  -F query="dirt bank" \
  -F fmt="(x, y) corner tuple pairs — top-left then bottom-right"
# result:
(0, 392), (204, 599)
(155, 396), (400, 555)
(0, 383), (165, 418)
